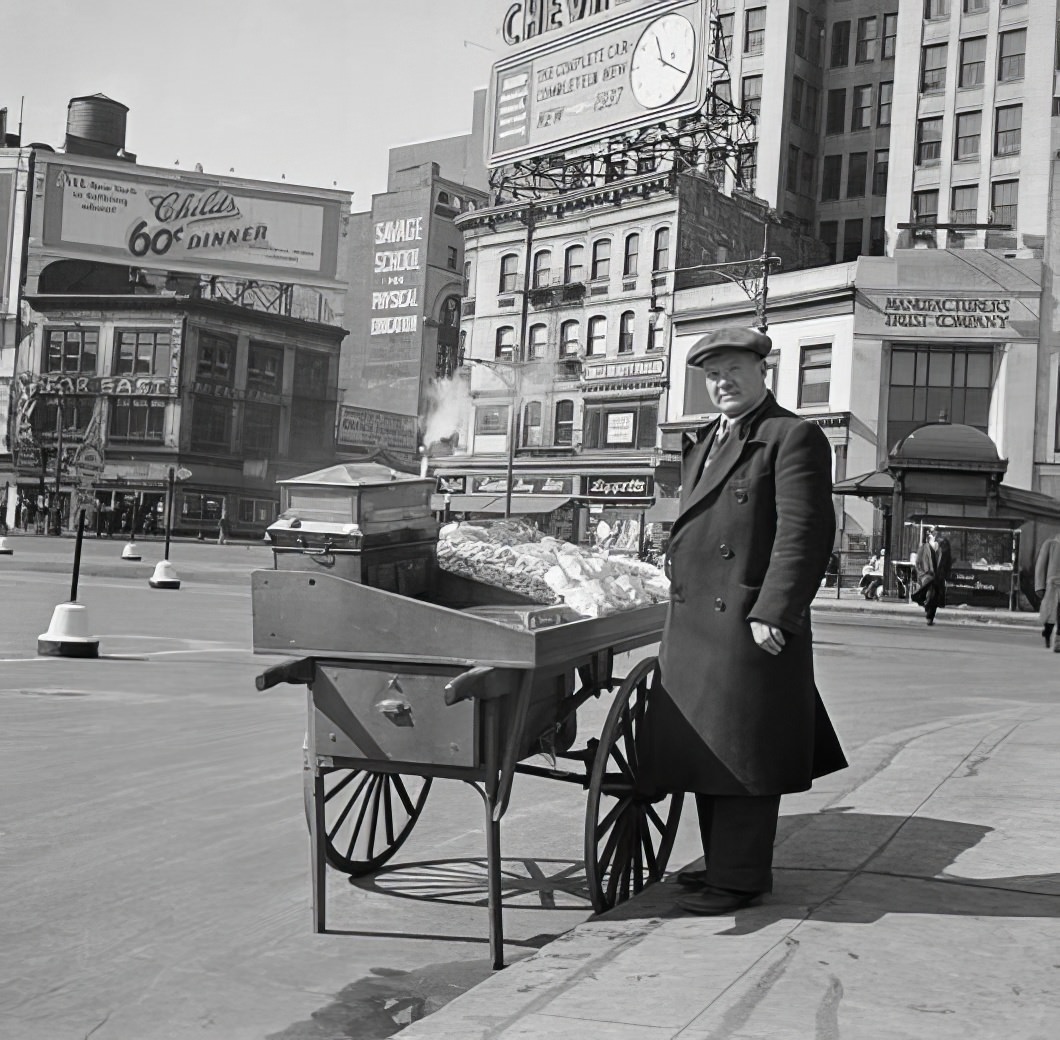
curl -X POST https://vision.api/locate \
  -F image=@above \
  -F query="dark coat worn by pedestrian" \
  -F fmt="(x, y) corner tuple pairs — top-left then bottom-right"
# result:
(911, 539), (951, 609)
(645, 393), (847, 797)
(1034, 535), (1060, 625)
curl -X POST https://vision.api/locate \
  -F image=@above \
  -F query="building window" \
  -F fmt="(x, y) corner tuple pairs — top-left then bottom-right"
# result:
(742, 75), (762, 119)
(873, 149), (889, 195)
(882, 13), (897, 59)
(795, 7), (808, 57)
(583, 400), (659, 450)
(554, 399), (574, 445)
(499, 253), (519, 294)
(888, 345), (993, 445)
(964, 0), (987, 10)
(913, 189), (940, 225)
(801, 151), (815, 196)
(952, 184), (979, 224)
(44, 328), (98, 375)
(851, 85), (873, 130)
(846, 153), (868, 198)
(712, 78), (731, 115)
(716, 12), (734, 58)
(877, 81), (893, 125)
(798, 345), (831, 406)
(114, 329), (170, 376)
(955, 111), (981, 160)
(522, 401), (543, 446)
(819, 221), (839, 262)
(991, 180), (1018, 226)
(532, 249), (551, 289)
(921, 44), (948, 91)
(994, 105), (1022, 157)
(855, 17), (877, 62)
(821, 155), (842, 200)
(803, 84), (819, 132)
(959, 37), (986, 87)
(869, 216), (886, 255)
(924, 0), (950, 18)
(590, 239), (611, 280)
(293, 350), (328, 398)
(109, 398), (165, 443)
(560, 320), (580, 357)
(190, 398), (231, 452)
(446, 246), (459, 271)
(842, 220), (863, 262)
(737, 144), (758, 192)
(916, 117), (943, 164)
(247, 342), (283, 394)
(563, 243), (585, 283)
(475, 404), (509, 440)
(528, 323), (547, 360)
(791, 77), (805, 125)
(998, 29), (1025, 82)
(196, 331), (234, 383)
(826, 89), (846, 134)
(622, 233), (640, 277)
(619, 311), (635, 353)
(242, 401), (281, 457)
(495, 326), (516, 362)
(587, 315), (606, 356)
(830, 21), (850, 67)
(744, 7), (766, 54)
(787, 145), (800, 193)
(652, 227), (670, 273)
(809, 17), (825, 65)
(239, 498), (278, 526)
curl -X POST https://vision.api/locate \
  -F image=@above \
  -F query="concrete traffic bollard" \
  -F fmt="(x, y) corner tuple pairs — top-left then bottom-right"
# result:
(148, 559), (181, 590)
(0, 536), (12, 555)
(37, 602), (100, 658)
(121, 540), (142, 561)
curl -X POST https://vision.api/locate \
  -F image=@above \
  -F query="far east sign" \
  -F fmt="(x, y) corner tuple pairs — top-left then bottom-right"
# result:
(487, 0), (709, 167)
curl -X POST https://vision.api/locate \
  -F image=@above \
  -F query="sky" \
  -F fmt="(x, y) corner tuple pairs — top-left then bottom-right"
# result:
(2, 0), (503, 208)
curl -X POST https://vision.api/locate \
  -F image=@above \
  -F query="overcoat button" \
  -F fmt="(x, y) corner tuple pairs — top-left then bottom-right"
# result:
(735, 491), (748, 503)
(714, 597), (725, 611)
(719, 544), (734, 559)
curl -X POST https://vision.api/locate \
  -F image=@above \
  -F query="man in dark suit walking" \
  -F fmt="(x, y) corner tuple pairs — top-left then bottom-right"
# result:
(644, 325), (847, 915)
(912, 527), (950, 626)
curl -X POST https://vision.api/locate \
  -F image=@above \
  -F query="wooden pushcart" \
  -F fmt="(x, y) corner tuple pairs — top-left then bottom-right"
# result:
(252, 568), (682, 968)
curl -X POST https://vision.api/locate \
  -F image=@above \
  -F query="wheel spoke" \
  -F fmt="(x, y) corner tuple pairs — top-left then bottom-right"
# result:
(366, 773), (384, 860)
(327, 771), (372, 841)
(346, 774), (379, 861)
(392, 774), (416, 816)
(644, 802), (667, 836)
(382, 776), (396, 845)
(609, 743), (635, 781)
(323, 768), (362, 803)
(632, 813), (645, 893)
(640, 810), (660, 877)
(595, 795), (631, 841)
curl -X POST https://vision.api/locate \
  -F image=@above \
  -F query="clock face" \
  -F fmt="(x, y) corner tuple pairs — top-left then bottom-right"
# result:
(630, 13), (696, 109)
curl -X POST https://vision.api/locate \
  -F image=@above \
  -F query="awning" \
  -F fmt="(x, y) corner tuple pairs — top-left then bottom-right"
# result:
(438, 494), (573, 515)
(645, 497), (681, 522)
(832, 469), (895, 496)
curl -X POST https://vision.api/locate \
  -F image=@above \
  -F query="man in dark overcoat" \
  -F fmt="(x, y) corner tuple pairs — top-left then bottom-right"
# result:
(911, 527), (951, 625)
(643, 325), (847, 915)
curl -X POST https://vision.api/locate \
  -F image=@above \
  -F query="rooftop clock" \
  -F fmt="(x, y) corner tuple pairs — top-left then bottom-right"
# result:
(630, 12), (696, 109)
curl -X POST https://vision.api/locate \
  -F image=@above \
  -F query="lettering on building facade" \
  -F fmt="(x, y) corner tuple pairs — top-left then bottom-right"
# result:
(882, 296), (1011, 330)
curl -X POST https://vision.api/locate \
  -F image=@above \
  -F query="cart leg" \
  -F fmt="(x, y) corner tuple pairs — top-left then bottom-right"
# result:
(485, 801), (505, 971)
(310, 771), (327, 933)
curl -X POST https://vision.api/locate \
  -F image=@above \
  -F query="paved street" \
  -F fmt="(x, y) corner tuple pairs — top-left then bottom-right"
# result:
(0, 534), (1055, 1039)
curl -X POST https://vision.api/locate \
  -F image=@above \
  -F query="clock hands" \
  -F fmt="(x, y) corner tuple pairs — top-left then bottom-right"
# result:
(652, 33), (689, 75)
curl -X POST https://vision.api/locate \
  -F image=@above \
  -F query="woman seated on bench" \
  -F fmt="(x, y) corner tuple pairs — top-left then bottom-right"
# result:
(860, 551), (885, 600)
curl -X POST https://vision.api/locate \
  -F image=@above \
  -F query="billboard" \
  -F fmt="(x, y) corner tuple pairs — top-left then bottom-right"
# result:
(487, 0), (708, 167)
(40, 155), (345, 284)
(337, 405), (418, 454)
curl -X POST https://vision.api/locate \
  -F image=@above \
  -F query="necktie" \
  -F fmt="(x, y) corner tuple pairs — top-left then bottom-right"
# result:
(708, 417), (730, 460)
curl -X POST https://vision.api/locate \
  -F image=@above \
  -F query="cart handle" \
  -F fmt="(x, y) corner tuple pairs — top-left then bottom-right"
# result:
(256, 656), (316, 691)
(443, 666), (497, 706)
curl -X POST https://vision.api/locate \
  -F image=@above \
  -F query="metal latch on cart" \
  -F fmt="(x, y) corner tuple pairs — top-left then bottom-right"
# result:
(376, 676), (414, 726)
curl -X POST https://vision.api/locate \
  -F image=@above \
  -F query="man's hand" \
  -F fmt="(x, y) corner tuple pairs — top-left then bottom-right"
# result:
(750, 621), (786, 656)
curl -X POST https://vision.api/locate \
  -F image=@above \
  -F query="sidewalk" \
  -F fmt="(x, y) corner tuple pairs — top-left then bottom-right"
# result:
(397, 709), (1060, 1040)
(811, 585), (1040, 629)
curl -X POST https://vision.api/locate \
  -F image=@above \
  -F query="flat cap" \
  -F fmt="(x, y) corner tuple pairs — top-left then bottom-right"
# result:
(687, 325), (772, 367)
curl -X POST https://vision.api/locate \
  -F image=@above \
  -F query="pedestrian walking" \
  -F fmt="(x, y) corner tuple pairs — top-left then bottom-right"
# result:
(643, 325), (847, 916)
(1034, 532), (1060, 651)
(911, 527), (951, 625)
(217, 505), (229, 545)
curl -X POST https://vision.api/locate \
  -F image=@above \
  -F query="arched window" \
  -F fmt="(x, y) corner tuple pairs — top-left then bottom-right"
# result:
(495, 326), (516, 361)
(623, 233), (640, 277)
(523, 401), (543, 446)
(499, 253), (519, 294)
(560, 320), (580, 357)
(652, 227), (671, 273)
(587, 315), (607, 356)
(591, 238), (611, 280)
(619, 311), (635, 353)
(554, 399), (575, 446)
(462, 259), (472, 297)
(563, 244), (585, 283)
(532, 249), (551, 289)
(528, 323), (547, 360)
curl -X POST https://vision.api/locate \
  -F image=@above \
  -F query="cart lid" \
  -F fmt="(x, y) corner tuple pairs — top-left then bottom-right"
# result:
(278, 462), (434, 490)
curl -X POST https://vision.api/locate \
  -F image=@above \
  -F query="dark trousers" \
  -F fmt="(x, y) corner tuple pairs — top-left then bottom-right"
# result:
(696, 792), (781, 894)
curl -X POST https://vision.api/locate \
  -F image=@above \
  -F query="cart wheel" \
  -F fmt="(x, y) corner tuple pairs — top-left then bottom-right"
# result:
(307, 768), (432, 877)
(584, 657), (683, 913)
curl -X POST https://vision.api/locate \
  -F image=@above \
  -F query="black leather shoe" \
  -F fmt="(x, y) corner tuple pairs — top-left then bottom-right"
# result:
(675, 868), (709, 888)
(676, 886), (763, 916)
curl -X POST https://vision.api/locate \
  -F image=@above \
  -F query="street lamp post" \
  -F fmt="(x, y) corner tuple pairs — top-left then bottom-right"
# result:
(52, 389), (65, 535)
(470, 358), (523, 519)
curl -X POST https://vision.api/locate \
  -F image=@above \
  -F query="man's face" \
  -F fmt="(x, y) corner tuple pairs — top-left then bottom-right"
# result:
(701, 348), (767, 417)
